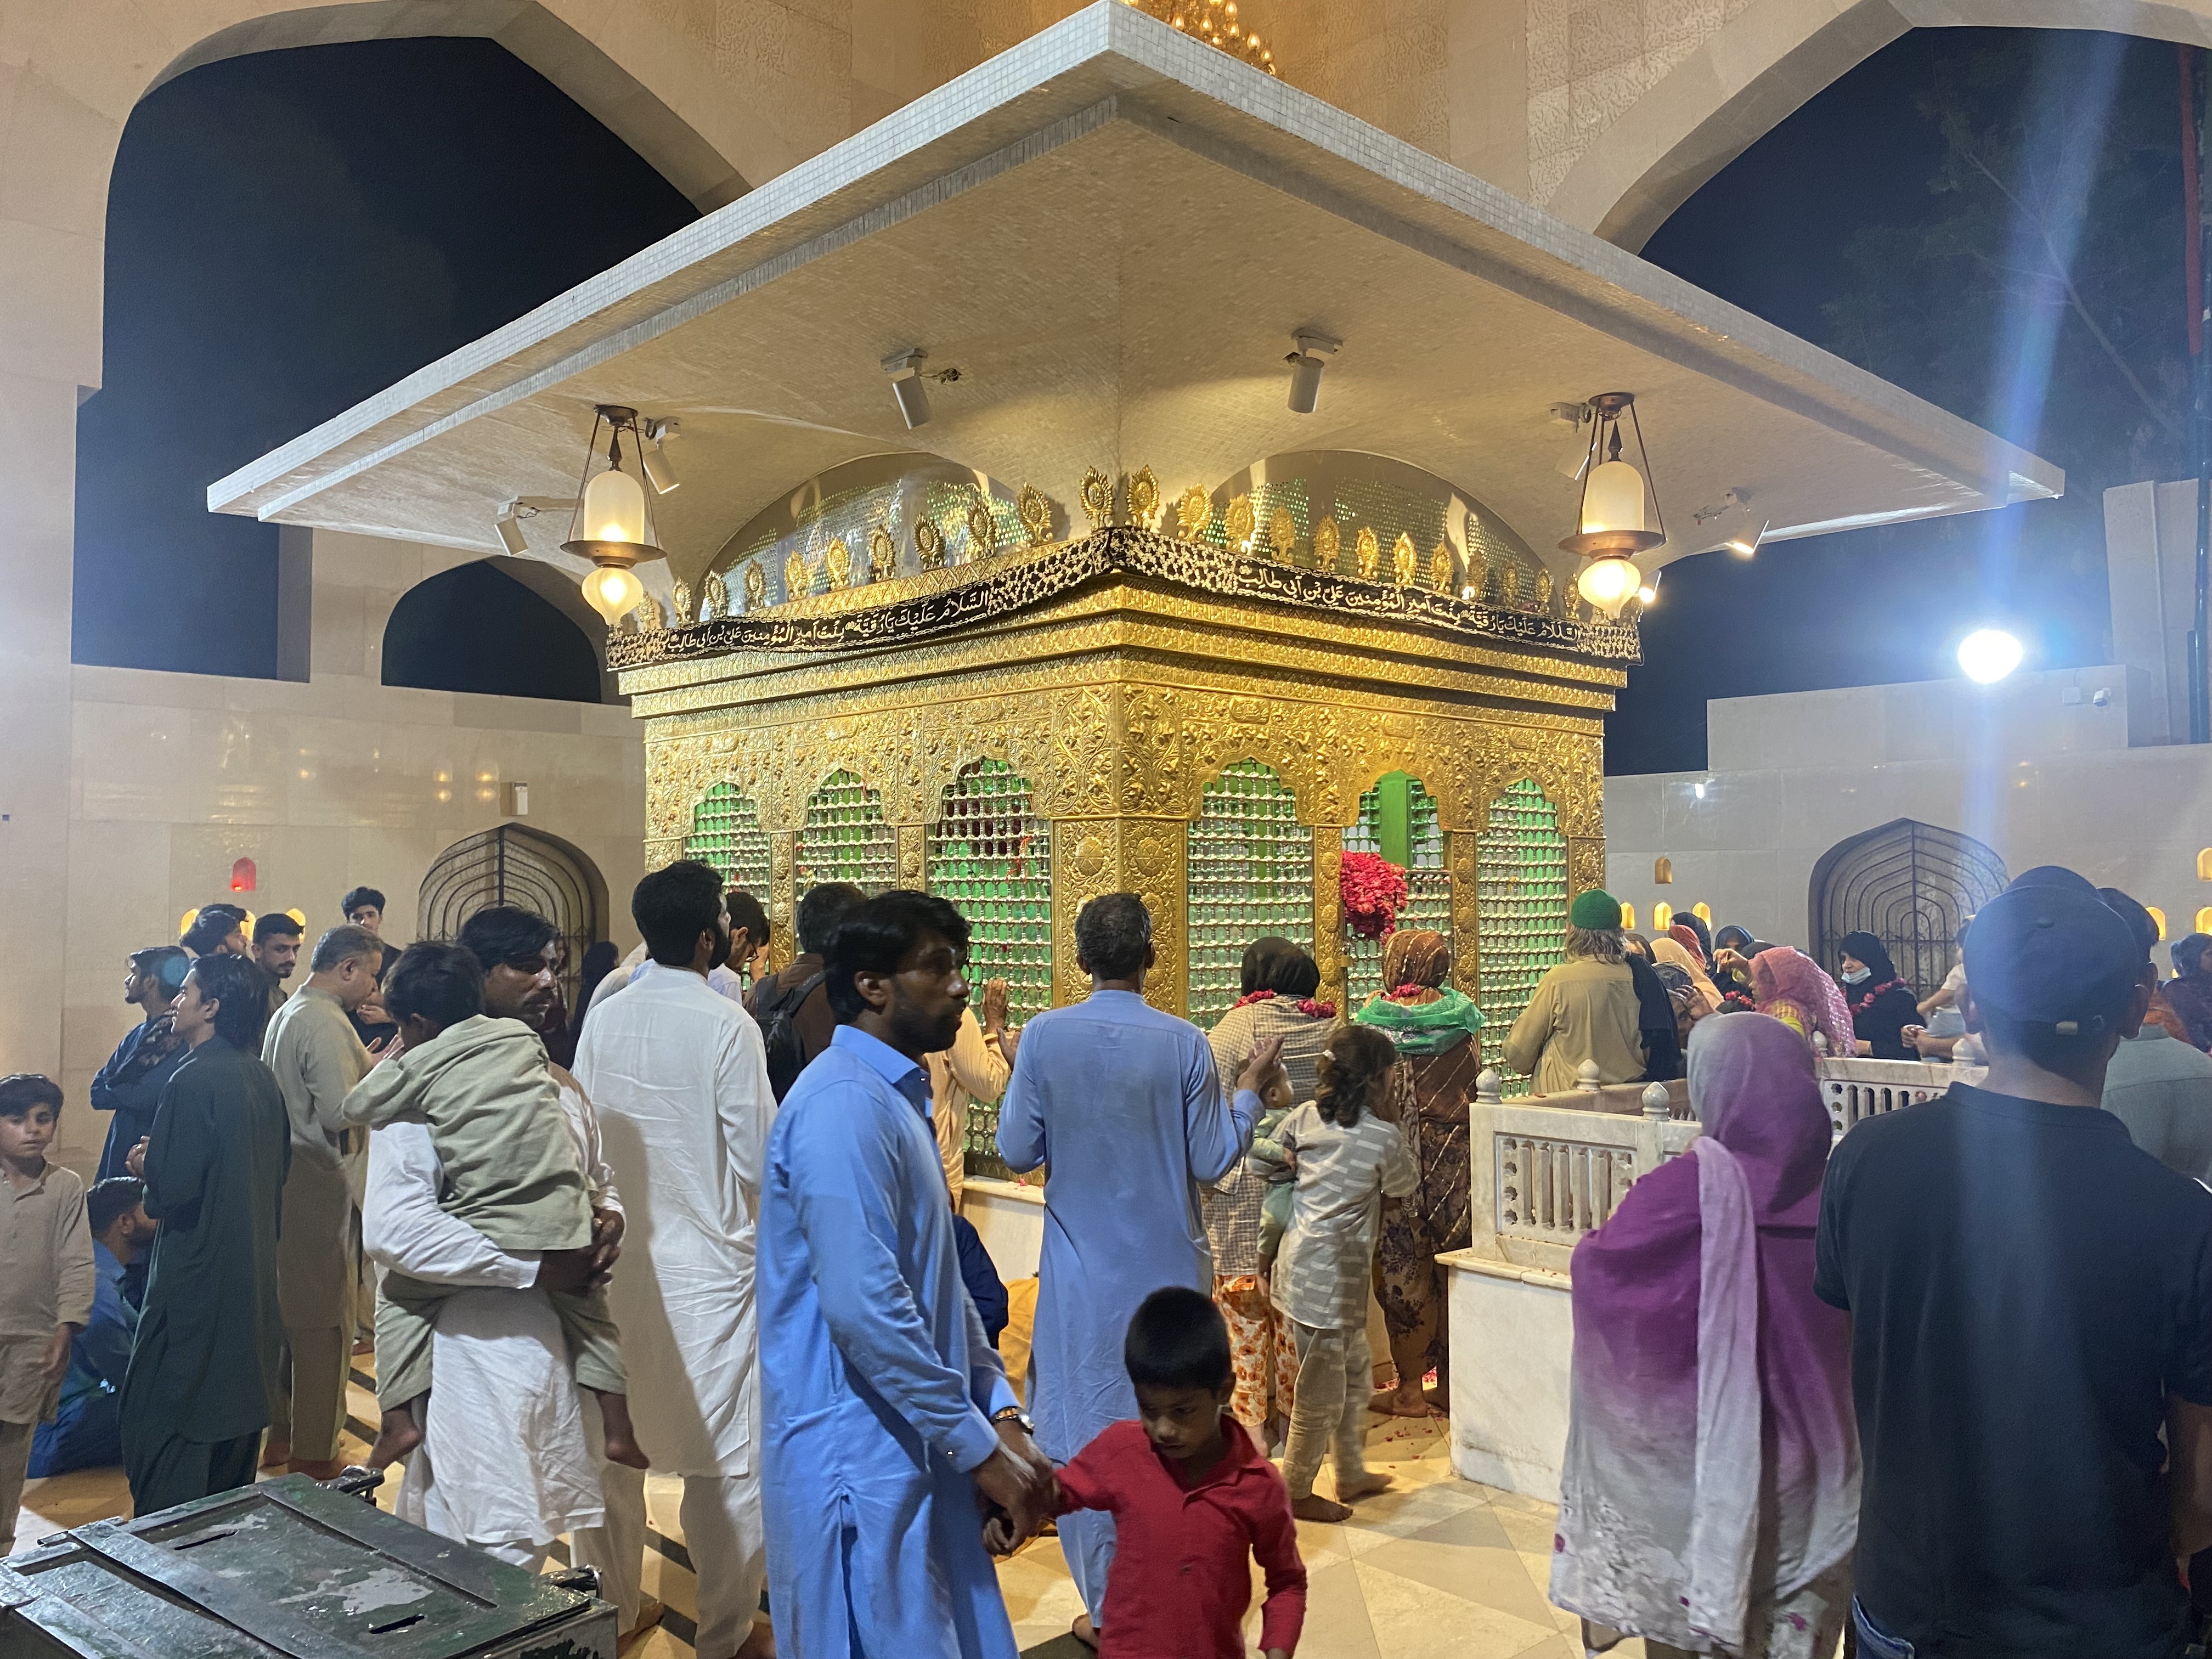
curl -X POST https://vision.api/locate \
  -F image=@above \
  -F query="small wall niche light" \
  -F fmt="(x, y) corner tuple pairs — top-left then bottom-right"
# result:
(2149, 905), (2169, 941)
(1285, 329), (1340, 415)
(561, 405), (667, 624)
(1620, 901), (1636, 929)
(1654, 856), (1673, 883)
(2197, 904), (2212, 933)
(2196, 848), (2212, 882)
(1652, 900), (1674, 932)
(230, 857), (257, 894)
(1560, 391), (1664, 619)
(641, 419), (681, 494)
(1692, 902), (1712, 926)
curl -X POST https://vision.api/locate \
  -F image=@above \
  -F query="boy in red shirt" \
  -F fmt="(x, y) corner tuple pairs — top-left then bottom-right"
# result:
(991, 1285), (1306, 1658)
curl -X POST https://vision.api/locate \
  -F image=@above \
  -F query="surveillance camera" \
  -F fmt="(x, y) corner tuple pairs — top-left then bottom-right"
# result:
(2092, 686), (2111, 707)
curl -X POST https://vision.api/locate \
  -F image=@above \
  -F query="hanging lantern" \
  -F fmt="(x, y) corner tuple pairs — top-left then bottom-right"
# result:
(1560, 391), (1665, 620)
(561, 405), (666, 624)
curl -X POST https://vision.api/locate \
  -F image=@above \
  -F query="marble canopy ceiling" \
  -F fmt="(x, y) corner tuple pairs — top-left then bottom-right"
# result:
(208, 2), (2058, 590)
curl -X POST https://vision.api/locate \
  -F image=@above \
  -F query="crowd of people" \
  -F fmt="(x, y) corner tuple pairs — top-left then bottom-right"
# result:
(8, 857), (2212, 1658)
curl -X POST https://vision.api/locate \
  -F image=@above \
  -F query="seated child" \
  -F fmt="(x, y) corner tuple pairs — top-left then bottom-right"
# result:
(1272, 1023), (1417, 1522)
(342, 942), (644, 1470)
(989, 1285), (1305, 1659)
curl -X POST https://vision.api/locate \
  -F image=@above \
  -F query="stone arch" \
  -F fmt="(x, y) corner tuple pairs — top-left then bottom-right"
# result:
(383, 558), (612, 702)
(1808, 816), (2008, 996)
(1547, 0), (2212, 252)
(148, 2), (749, 212)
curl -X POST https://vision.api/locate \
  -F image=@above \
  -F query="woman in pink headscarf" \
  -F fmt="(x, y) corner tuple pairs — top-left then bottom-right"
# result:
(1750, 946), (1855, 1059)
(1552, 1013), (1858, 1658)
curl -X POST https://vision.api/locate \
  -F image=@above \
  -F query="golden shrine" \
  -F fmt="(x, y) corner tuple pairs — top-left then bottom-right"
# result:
(612, 460), (1632, 1059)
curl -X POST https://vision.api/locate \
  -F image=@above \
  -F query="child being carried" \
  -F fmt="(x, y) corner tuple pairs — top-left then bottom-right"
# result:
(343, 941), (645, 1470)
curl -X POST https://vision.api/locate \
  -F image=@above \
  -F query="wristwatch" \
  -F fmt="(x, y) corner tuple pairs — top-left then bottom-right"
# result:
(991, 1406), (1035, 1435)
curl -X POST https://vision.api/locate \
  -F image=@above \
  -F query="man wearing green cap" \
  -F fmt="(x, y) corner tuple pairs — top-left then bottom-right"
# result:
(1501, 889), (1646, 1094)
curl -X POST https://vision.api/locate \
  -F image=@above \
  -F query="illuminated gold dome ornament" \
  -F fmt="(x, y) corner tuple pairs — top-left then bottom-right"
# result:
(1125, 0), (1277, 73)
(562, 405), (668, 624)
(1559, 391), (1664, 621)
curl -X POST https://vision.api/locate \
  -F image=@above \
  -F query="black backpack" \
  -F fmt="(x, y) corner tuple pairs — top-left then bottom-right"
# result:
(757, 969), (827, 1103)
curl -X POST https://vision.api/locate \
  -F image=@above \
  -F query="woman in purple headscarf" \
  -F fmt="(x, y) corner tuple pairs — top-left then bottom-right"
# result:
(1551, 1013), (1858, 1658)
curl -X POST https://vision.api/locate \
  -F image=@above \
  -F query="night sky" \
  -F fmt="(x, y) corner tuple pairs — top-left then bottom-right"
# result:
(78, 30), (2169, 764)
(74, 40), (696, 680)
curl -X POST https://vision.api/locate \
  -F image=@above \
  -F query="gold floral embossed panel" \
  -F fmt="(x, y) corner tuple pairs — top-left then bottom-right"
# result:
(684, 782), (771, 899)
(928, 759), (1053, 1023)
(1342, 775), (1451, 1010)
(1186, 759), (1314, 1028)
(794, 770), (897, 898)
(1476, 778), (1568, 1084)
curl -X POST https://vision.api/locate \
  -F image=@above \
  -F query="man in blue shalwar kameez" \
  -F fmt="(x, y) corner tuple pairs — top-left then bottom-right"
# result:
(997, 890), (1274, 1649)
(760, 890), (1055, 1659)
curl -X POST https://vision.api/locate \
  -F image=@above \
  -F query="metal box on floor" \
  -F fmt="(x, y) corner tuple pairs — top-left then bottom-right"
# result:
(0, 1474), (614, 1659)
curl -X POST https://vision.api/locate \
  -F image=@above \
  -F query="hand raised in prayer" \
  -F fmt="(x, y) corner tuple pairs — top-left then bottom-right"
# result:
(1235, 1035), (1286, 1099)
(980, 978), (1010, 1035)
(125, 1137), (149, 1180)
(534, 1245), (608, 1294)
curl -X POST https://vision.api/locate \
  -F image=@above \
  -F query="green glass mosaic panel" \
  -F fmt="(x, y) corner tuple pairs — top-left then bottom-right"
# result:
(1476, 778), (1568, 1085)
(1343, 779), (1451, 1011)
(794, 770), (896, 897)
(927, 760), (1052, 1182)
(1186, 760), (1314, 1029)
(683, 783), (771, 900)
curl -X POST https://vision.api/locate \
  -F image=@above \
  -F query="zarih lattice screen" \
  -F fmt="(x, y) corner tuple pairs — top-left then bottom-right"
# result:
(1476, 778), (1568, 1084)
(794, 770), (896, 898)
(927, 759), (1052, 1182)
(1343, 775), (1451, 1011)
(684, 783), (771, 899)
(1186, 759), (1314, 1028)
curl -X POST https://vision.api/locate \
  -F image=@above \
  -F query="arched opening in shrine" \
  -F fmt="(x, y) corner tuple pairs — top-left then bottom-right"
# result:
(1809, 818), (2008, 996)
(417, 823), (609, 1014)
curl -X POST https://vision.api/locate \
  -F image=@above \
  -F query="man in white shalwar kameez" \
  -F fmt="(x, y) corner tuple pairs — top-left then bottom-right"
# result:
(362, 1120), (608, 1566)
(576, 861), (778, 1659)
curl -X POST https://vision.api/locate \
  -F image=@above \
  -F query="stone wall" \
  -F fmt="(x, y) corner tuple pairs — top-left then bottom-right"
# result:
(54, 527), (645, 1174)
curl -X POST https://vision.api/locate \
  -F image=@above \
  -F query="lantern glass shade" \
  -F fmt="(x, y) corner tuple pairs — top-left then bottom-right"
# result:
(1581, 459), (1648, 536)
(1576, 554), (1639, 618)
(582, 465), (648, 547)
(580, 562), (646, 624)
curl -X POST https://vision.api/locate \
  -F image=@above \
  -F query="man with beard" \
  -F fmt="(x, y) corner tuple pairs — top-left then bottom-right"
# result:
(119, 953), (289, 1512)
(760, 890), (1053, 1659)
(89, 947), (191, 1181)
(453, 906), (660, 1650)
(575, 861), (778, 1659)
(251, 912), (304, 1030)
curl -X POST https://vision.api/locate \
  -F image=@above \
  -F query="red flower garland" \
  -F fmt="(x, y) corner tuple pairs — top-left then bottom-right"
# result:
(1231, 988), (1339, 1018)
(1848, 977), (1906, 1016)
(1339, 851), (1409, 940)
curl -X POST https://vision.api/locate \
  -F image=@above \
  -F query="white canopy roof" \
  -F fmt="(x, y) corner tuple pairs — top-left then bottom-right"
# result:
(210, 1), (2058, 589)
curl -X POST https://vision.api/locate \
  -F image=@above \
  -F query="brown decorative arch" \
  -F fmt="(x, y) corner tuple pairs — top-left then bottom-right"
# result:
(1809, 819), (2008, 997)
(417, 825), (609, 1012)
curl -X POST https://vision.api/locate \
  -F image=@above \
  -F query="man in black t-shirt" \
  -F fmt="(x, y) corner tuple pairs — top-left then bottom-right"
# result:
(1817, 867), (2212, 1659)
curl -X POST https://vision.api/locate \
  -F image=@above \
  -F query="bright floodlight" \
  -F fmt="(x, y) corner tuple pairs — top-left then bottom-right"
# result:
(1957, 629), (2023, 684)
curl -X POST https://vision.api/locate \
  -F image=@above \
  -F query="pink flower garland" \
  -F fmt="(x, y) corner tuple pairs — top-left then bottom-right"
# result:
(1231, 988), (1339, 1018)
(1339, 851), (1409, 940)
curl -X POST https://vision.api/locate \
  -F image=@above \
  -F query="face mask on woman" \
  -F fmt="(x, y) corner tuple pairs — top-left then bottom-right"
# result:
(1840, 966), (1871, 985)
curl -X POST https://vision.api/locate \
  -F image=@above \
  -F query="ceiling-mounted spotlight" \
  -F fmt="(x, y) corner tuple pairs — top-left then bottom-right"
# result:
(1692, 489), (1766, 558)
(883, 347), (931, 430)
(495, 500), (531, 557)
(560, 404), (667, 625)
(1285, 329), (1341, 415)
(1637, 567), (1660, 609)
(642, 419), (681, 494)
(1550, 402), (1593, 479)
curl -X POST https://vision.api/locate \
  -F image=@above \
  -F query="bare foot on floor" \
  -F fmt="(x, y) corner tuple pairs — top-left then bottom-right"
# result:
(1291, 1493), (1353, 1522)
(364, 1417), (422, 1470)
(259, 1438), (291, 1471)
(1335, 1471), (1393, 1503)
(1369, 1388), (1433, 1418)
(732, 1617), (777, 1659)
(1071, 1612), (1100, 1650)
